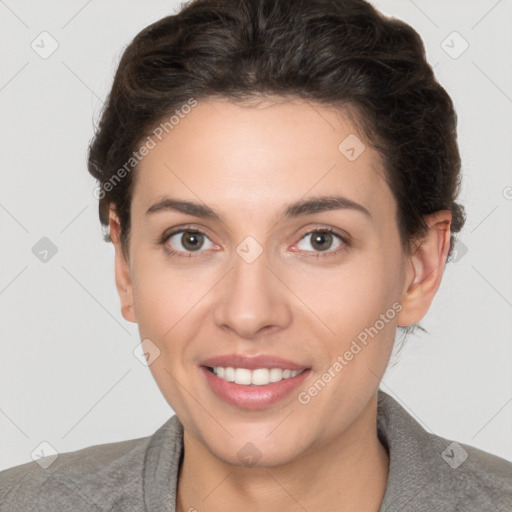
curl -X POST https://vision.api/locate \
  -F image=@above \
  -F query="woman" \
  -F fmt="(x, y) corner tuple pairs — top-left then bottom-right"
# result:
(1, 0), (511, 510)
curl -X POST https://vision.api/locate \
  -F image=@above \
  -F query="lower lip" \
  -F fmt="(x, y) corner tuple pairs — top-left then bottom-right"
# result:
(200, 366), (311, 410)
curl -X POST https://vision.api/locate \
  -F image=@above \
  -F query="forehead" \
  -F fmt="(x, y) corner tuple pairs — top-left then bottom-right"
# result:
(132, 97), (395, 225)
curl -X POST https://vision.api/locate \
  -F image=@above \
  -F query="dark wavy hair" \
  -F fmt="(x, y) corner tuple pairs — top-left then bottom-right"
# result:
(87, 0), (465, 278)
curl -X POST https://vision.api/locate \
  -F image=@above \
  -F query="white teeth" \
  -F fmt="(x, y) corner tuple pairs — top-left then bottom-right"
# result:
(251, 368), (269, 386)
(224, 367), (235, 382)
(269, 368), (283, 382)
(211, 366), (304, 385)
(234, 368), (252, 385)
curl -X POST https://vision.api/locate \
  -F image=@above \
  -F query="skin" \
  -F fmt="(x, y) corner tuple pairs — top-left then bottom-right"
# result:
(109, 96), (452, 512)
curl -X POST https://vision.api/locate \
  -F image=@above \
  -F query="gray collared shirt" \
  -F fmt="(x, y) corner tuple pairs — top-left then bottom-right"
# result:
(1, 390), (511, 511)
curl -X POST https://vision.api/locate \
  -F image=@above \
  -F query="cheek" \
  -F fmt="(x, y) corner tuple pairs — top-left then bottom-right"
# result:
(129, 256), (214, 351)
(288, 251), (401, 335)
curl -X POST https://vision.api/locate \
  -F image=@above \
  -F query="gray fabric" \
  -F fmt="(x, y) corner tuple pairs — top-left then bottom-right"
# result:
(1, 390), (511, 511)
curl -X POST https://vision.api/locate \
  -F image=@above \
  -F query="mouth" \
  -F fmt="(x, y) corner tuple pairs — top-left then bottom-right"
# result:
(198, 356), (311, 410)
(205, 366), (306, 386)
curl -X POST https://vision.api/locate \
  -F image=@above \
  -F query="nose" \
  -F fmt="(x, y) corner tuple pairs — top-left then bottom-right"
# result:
(213, 249), (293, 340)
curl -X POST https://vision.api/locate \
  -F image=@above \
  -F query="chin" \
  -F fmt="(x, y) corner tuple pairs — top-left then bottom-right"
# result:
(203, 431), (309, 470)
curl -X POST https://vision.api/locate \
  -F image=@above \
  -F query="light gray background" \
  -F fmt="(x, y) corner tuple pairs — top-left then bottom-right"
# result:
(0, 0), (511, 471)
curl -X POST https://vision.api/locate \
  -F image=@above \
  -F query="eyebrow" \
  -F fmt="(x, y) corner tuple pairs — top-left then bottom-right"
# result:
(145, 195), (372, 222)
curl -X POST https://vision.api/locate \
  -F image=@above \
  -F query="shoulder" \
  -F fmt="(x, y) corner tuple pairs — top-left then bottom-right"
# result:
(0, 436), (149, 511)
(416, 431), (512, 511)
(377, 390), (512, 511)
(451, 440), (512, 503)
(0, 416), (180, 512)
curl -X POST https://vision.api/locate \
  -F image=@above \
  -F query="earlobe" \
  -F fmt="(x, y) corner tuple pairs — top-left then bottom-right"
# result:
(397, 210), (452, 327)
(109, 207), (137, 324)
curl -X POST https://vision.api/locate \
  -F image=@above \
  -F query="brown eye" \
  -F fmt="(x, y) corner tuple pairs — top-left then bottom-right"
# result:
(164, 229), (215, 254)
(311, 231), (334, 251)
(179, 231), (204, 251)
(296, 229), (346, 254)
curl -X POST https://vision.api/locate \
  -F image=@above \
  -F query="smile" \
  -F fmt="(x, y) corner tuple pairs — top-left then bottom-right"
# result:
(208, 366), (305, 386)
(200, 365), (311, 410)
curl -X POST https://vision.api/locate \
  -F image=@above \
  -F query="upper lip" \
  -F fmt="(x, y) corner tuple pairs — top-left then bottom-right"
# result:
(200, 354), (309, 371)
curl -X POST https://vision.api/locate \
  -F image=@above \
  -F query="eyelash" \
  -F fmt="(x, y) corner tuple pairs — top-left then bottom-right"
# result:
(158, 225), (350, 259)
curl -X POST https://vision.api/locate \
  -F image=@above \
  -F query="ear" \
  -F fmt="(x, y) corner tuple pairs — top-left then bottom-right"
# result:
(397, 210), (452, 327)
(109, 206), (137, 323)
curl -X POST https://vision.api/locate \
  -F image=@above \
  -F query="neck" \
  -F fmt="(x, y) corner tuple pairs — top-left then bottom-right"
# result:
(176, 394), (389, 512)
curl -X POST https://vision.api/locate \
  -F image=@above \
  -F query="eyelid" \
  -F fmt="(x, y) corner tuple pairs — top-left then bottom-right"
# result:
(290, 227), (349, 256)
(158, 225), (217, 257)
(158, 224), (351, 258)
(159, 223), (213, 242)
(298, 225), (351, 244)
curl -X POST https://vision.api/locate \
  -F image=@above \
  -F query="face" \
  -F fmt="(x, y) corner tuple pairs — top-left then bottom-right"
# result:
(111, 96), (430, 467)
